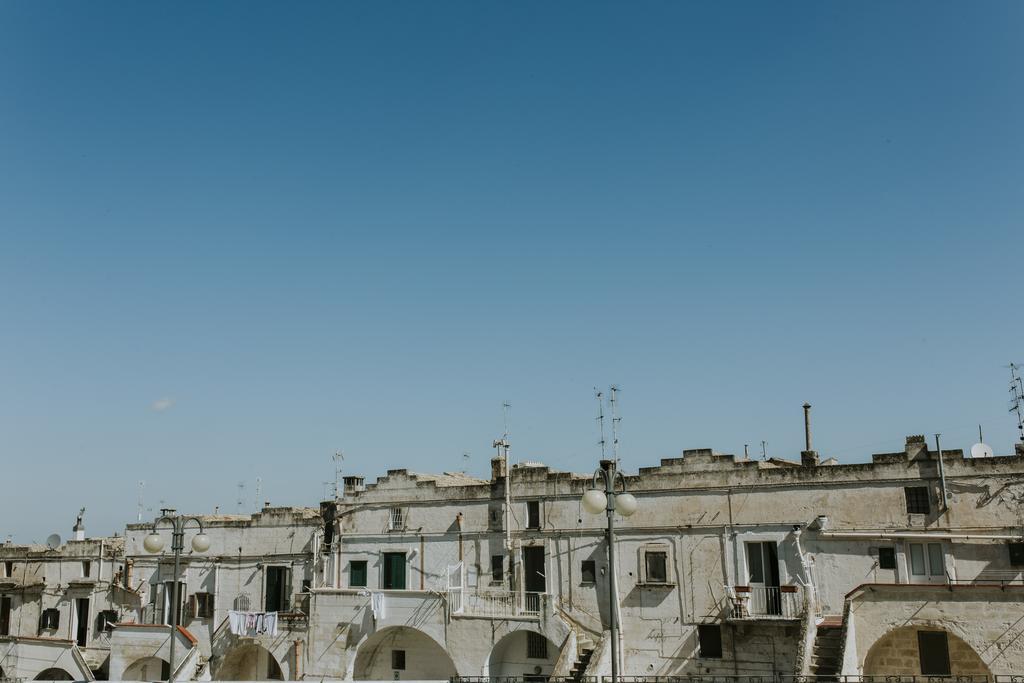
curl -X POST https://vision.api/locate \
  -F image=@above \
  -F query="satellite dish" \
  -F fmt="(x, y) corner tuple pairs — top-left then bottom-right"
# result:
(971, 443), (994, 458)
(45, 534), (61, 549)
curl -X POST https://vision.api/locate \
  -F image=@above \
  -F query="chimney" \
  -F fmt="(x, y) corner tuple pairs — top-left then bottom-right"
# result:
(905, 435), (928, 460)
(801, 403), (819, 466)
(1015, 442), (1024, 457)
(72, 509), (85, 541)
(342, 476), (365, 497)
(491, 456), (506, 482)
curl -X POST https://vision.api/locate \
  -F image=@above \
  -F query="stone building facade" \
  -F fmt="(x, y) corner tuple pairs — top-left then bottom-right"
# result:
(2, 435), (1023, 681)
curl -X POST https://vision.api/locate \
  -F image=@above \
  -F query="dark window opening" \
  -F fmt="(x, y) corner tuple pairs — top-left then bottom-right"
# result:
(1009, 542), (1024, 567)
(878, 547), (897, 570)
(194, 593), (214, 619)
(40, 607), (60, 631)
(581, 560), (596, 584)
(646, 551), (668, 583)
(526, 501), (541, 529)
(491, 555), (503, 583)
(96, 609), (118, 633)
(0, 597), (11, 636)
(265, 566), (291, 612)
(698, 624), (723, 659)
(81, 561), (91, 578)
(918, 631), (951, 676)
(382, 553), (406, 590)
(3, 561), (12, 577)
(391, 649), (406, 670)
(527, 631), (549, 659)
(905, 486), (931, 515)
(350, 560), (368, 588)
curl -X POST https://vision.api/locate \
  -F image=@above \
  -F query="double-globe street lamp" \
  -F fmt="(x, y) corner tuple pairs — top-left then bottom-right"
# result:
(581, 459), (638, 683)
(143, 511), (211, 682)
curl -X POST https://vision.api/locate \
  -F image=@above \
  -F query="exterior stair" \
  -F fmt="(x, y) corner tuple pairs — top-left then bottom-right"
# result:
(809, 618), (843, 678)
(568, 633), (595, 683)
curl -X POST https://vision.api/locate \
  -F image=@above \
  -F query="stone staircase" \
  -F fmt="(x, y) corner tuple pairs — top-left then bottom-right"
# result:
(809, 617), (843, 678)
(568, 632), (595, 683)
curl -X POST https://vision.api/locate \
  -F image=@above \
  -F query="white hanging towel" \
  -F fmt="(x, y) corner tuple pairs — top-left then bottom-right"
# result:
(227, 610), (244, 636)
(370, 592), (386, 620)
(262, 611), (278, 636)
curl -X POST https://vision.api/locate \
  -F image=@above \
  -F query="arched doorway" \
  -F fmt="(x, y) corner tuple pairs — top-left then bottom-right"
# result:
(353, 626), (457, 680)
(123, 656), (170, 680)
(34, 668), (74, 680)
(214, 643), (284, 680)
(864, 626), (991, 677)
(487, 629), (559, 678)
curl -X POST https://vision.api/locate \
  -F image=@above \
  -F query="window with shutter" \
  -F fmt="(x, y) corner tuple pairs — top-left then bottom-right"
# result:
(350, 561), (368, 588)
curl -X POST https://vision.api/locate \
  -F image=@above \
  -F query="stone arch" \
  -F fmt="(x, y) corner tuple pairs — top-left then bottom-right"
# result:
(863, 625), (991, 677)
(486, 629), (560, 679)
(353, 625), (457, 680)
(33, 668), (74, 680)
(214, 642), (284, 681)
(123, 656), (170, 680)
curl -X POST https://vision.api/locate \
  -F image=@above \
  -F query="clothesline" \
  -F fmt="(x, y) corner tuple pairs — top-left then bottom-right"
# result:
(227, 610), (278, 637)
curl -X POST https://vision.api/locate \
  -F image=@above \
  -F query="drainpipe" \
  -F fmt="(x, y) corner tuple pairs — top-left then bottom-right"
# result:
(935, 434), (949, 512)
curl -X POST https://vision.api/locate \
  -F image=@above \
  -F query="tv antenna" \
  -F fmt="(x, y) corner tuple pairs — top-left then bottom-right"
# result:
(236, 481), (246, 513)
(609, 385), (621, 465)
(761, 440), (767, 461)
(595, 389), (607, 459)
(333, 451), (344, 500)
(492, 401), (512, 555)
(1009, 363), (1024, 443)
(462, 451), (470, 472)
(254, 477), (263, 511)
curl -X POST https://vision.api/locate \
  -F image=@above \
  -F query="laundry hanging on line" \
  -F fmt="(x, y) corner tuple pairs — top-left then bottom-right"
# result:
(227, 610), (278, 637)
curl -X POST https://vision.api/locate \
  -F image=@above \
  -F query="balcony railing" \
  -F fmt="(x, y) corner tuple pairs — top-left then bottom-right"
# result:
(729, 585), (802, 620)
(459, 591), (544, 619)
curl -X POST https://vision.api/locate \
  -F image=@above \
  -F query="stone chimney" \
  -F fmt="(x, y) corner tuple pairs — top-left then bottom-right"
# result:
(801, 403), (819, 466)
(72, 508), (85, 541)
(1016, 442), (1024, 457)
(905, 435), (928, 460)
(491, 456), (507, 482)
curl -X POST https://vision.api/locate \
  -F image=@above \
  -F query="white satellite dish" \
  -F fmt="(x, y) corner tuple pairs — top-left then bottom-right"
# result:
(970, 443), (994, 458)
(45, 533), (61, 549)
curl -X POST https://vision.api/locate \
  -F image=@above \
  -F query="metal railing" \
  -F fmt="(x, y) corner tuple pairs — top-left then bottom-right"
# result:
(453, 677), (597, 683)
(459, 591), (544, 619)
(730, 586), (802, 619)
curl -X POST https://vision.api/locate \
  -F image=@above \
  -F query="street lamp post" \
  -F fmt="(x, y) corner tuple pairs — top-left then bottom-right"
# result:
(143, 510), (211, 683)
(581, 459), (637, 683)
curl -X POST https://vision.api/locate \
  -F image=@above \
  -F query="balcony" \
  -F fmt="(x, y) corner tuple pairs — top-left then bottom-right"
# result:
(728, 585), (803, 620)
(454, 590), (545, 620)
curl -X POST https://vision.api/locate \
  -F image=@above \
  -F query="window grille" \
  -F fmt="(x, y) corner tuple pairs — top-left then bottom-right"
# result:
(904, 486), (930, 514)
(527, 631), (548, 659)
(389, 507), (406, 531)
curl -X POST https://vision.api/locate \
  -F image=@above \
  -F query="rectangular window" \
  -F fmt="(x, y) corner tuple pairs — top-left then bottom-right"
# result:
(382, 553), (406, 590)
(918, 631), (951, 675)
(265, 566), (291, 612)
(350, 560), (368, 588)
(490, 555), (503, 583)
(909, 543), (926, 575)
(927, 543), (945, 577)
(581, 560), (596, 584)
(389, 508), (405, 531)
(698, 624), (723, 659)
(905, 486), (930, 514)
(3, 561), (11, 577)
(96, 609), (119, 633)
(391, 649), (406, 670)
(0, 597), (11, 636)
(195, 593), (214, 619)
(82, 561), (91, 578)
(527, 631), (549, 659)
(747, 543), (765, 583)
(646, 551), (668, 583)
(1009, 542), (1024, 567)
(878, 547), (896, 570)
(39, 608), (60, 631)
(526, 501), (541, 530)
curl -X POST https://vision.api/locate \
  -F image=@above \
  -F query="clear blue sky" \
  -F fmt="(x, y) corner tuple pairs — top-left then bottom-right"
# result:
(1, 1), (1022, 543)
